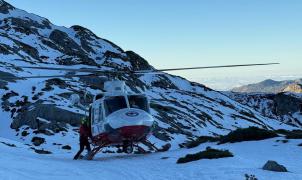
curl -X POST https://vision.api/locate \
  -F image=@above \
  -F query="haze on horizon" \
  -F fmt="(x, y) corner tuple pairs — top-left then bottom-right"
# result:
(6, 0), (302, 90)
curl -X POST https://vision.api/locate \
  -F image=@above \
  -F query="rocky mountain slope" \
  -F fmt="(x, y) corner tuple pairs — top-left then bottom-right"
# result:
(227, 92), (302, 128)
(283, 83), (302, 93)
(0, 0), (296, 153)
(232, 79), (302, 94)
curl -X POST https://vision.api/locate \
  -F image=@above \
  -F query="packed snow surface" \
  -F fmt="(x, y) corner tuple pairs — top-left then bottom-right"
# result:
(0, 137), (301, 180)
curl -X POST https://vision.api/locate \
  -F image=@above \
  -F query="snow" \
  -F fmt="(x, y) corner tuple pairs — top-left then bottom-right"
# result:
(0, 137), (301, 180)
(226, 92), (302, 128)
(1, 3), (302, 180)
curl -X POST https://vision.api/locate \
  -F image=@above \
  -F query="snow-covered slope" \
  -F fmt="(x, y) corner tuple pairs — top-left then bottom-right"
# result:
(1, 1), (302, 180)
(0, 0), (299, 153)
(227, 92), (302, 128)
(0, 0), (297, 152)
(1, 136), (302, 180)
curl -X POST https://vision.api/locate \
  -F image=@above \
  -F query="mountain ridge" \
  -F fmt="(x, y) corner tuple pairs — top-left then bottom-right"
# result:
(232, 78), (302, 94)
(0, 0), (296, 152)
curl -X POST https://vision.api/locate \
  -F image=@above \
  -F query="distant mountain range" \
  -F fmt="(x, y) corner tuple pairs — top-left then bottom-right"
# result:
(228, 78), (302, 127)
(231, 79), (302, 93)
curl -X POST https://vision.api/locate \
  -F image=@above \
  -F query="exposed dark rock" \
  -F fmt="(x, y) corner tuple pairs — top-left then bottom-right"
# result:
(245, 174), (258, 180)
(49, 29), (83, 54)
(9, 17), (51, 35)
(53, 143), (62, 146)
(103, 51), (125, 61)
(15, 96), (29, 107)
(275, 139), (289, 143)
(11, 103), (85, 131)
(71, 25), (99, 53)
(177, 147), (233, 164)
(0, 44), (12, 55)
(33, 129), (54, 136)
(31, 137), (45, 146)
(32, 148), (52, 154)
(72, 25), (98, 39)
(125, 51), (152, 71)
(151, 76), (179, 90)
(0, 0), (15, 14)
(274, 93), (302, 115)
(0, 71), (16, 83)
(183, 136), (219, 149)
(41, 38), (60, 51)
(0, 72), (14, 90)
(228, 92), (302, 128)
(262, 160), (288, 172)
(161, 157), (169, 160)
(21, 130), (29, 137)
(151, 102), (194, 139)
(49, 29), (96, 66)
(45, 78), (69, 89)
(219, 127), (278, 144)
(285, 130), (302, 139)
(1, 141), (16, 147)
(15, 40), (40, 59)
(62, 145), (72, 150)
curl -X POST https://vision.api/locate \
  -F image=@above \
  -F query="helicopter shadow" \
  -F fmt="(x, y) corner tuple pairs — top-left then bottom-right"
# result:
(93, 153), (151, 162)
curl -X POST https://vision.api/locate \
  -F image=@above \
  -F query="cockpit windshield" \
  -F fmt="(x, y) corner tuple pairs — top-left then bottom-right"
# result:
(128, 95), (149, 112)
(104, 96), (127, 116)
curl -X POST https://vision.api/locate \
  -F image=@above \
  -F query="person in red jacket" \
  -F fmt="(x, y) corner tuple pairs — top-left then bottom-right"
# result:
(73, 117), (93, 160)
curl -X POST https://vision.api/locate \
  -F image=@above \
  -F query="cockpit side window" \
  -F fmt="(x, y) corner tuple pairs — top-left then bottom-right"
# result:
(104, 96), (127, 116)
(128, 95), (149, 112)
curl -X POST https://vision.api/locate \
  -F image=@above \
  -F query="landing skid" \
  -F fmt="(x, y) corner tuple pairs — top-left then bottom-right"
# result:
(82, 141), (171, 160)
(83, 143), (106, 160)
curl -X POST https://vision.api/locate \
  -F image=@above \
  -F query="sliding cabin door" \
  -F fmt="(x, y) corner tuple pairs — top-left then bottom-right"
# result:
(91, 104), (104, 137)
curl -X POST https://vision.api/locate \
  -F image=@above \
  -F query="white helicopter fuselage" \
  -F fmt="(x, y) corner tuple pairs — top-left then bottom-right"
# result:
(89, 81), (154, 146)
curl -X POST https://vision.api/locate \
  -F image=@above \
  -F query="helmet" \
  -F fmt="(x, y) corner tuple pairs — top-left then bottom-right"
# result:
(81, 117), (89, 126)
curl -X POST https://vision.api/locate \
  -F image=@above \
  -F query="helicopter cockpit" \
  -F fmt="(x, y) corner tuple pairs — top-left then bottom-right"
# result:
(103, 95), (150, 116)
(128, 95), (149, 112)
(104, 96), (127, 116)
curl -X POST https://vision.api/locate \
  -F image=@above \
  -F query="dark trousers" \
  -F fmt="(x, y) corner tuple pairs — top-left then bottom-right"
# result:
(73, 136), (91, 160)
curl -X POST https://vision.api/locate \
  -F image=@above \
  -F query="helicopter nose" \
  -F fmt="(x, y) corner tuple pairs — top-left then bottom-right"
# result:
(106, 108), (154, 129)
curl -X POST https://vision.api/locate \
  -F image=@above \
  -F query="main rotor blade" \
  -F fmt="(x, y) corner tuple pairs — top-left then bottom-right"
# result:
(11, 66), (105, 72)
(1, 74), (99, 80)
(2, 62), (279, 78)
(134, 63), (280, 74)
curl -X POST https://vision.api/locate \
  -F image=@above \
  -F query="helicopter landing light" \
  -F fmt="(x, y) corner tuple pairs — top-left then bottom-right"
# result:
(126, 111), (139, 117)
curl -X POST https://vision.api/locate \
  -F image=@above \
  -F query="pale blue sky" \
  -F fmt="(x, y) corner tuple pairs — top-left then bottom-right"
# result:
(6, 0), (302, 88)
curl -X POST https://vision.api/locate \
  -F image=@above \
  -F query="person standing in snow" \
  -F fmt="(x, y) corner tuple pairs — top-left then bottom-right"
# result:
(73, 117), (93, 160)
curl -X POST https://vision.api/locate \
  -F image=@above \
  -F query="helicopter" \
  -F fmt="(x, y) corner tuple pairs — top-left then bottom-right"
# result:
(2, 62), (279, 160)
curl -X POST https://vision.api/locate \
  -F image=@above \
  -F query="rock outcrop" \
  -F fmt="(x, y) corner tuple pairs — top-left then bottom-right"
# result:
(262, 160), (288, 172)
(283, 83), (302, 93)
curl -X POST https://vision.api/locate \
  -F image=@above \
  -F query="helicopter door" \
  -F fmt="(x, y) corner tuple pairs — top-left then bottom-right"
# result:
(91, 103), (104, 136)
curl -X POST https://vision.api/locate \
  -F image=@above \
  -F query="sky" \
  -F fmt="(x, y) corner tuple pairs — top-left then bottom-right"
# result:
(6, 0), (302, 89)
